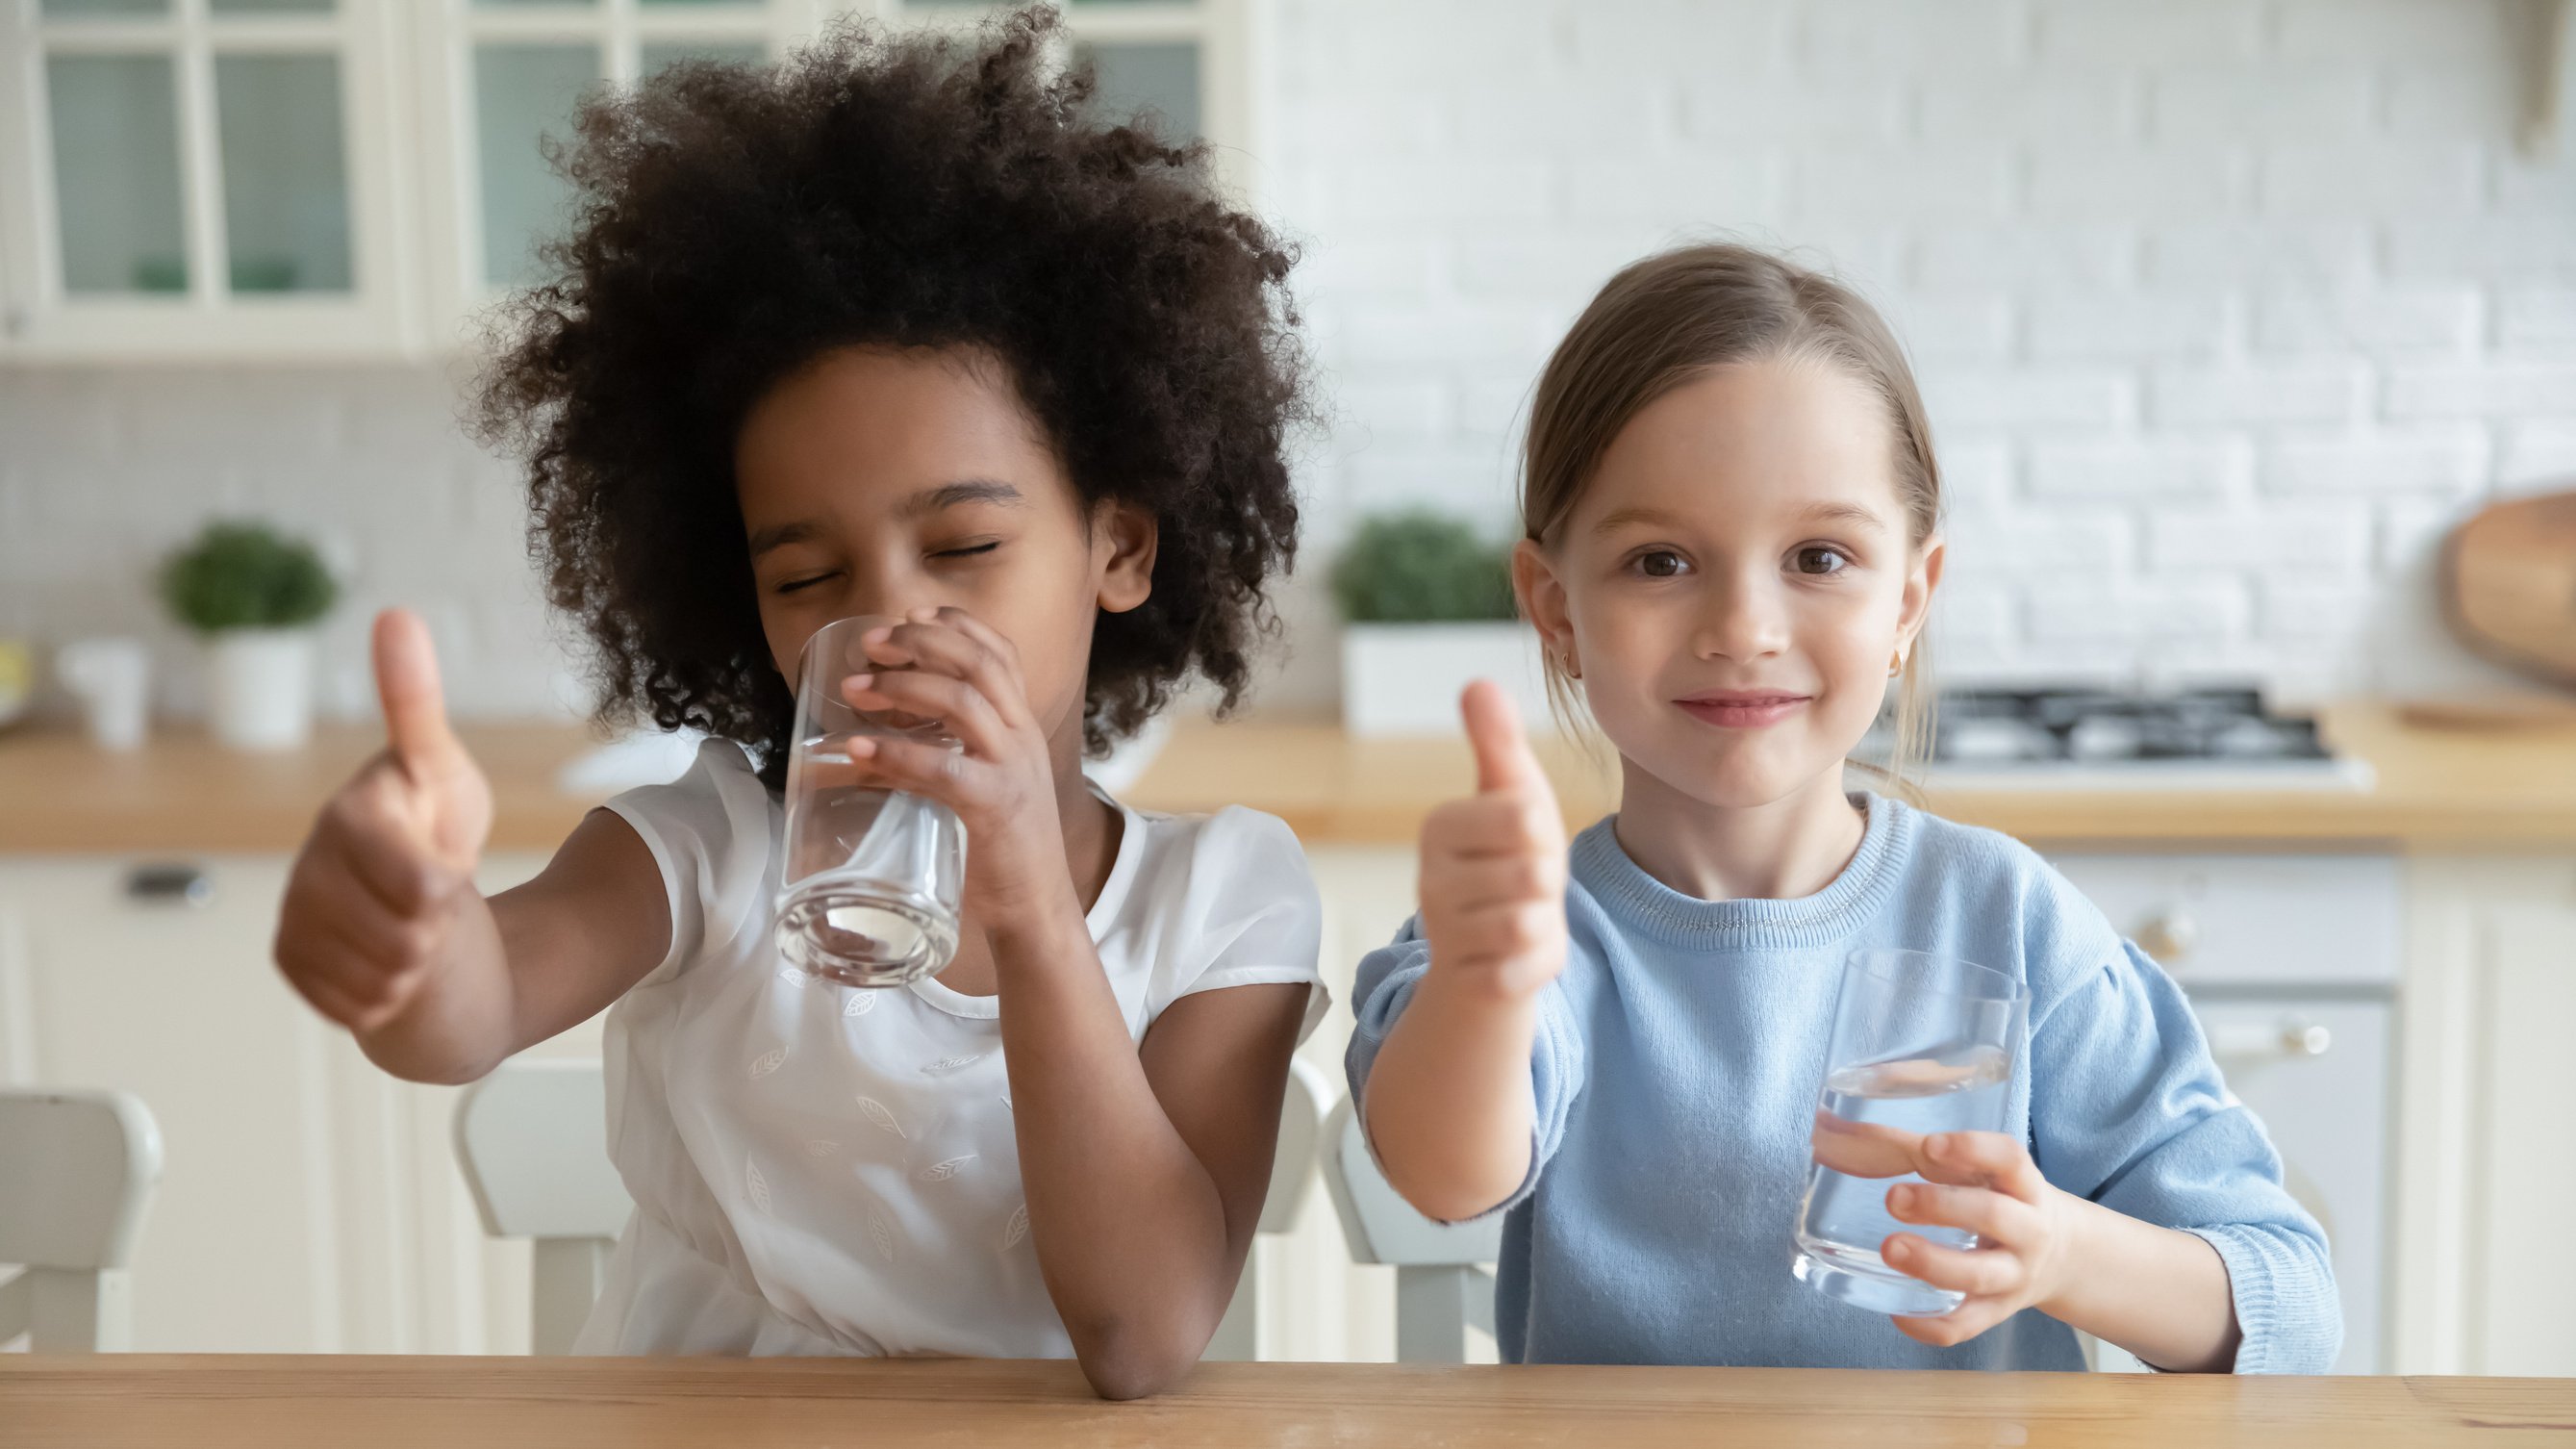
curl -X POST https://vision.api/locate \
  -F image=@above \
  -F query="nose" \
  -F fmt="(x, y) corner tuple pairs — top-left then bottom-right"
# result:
(834, 560), (927, 625)
(1692, 559), (1790, 665)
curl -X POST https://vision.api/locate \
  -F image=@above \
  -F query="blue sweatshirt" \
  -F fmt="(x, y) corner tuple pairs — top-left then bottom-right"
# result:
(1346, 792), (2339, 1372)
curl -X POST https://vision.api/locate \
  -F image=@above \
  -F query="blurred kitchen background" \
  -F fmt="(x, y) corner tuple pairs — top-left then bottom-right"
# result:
(3, 0), (2573, 1383)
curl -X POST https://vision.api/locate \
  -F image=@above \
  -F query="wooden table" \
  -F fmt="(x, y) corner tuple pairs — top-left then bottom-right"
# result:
(4, 1359), (2572, 1448)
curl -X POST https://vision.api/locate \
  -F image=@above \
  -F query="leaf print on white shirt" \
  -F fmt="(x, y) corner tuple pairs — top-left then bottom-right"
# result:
(870, 1209), (896, 1264)
(1000, 1202), (1029, 1252)
(998, 1093), (1012, 1111)
(745, 1044), (788, 1080)
(915, 1155), (976, 1182)
(803, 1139), (839, 1158)
(777, 966), (810, 989)
(843, 991), (877, 1018)
(856, 1097), (905, 1139)
(920, 1052), (985, 1076)
(746, 1159), (771, 1213)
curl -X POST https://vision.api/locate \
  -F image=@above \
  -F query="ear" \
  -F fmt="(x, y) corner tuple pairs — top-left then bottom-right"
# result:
(1093, 500), (1158, 615)
(1897, 533), (1945, 652)
(1511, 539), (1578, 675)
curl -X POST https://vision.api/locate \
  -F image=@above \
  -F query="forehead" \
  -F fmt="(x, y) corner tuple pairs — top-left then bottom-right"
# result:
(733, 344), (1072, 518)
(1576, 356), (1904, 533)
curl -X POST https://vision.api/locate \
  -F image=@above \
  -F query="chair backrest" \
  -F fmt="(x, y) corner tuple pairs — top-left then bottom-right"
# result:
(1317, 1093), (1503, 1362)
(453, 1058), (631, 1354)
(1202, 1055), (1335, 1361)
(0, 1088), (164, 1352)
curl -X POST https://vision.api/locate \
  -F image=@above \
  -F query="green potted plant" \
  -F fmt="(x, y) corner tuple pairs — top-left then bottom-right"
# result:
(1330, 510), (1552, 736)
(161, 521), (339, 751)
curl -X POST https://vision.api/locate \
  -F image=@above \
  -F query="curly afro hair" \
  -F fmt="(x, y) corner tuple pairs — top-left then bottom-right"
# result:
(475, 8), (1308, 782)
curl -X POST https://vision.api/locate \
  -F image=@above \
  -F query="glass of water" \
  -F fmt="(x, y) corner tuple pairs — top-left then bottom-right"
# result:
(1792, 949), (2028, 1317)
(774, 615), (967, 988)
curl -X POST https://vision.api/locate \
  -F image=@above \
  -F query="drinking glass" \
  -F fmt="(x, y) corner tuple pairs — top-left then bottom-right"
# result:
(774, 615), (967, 988)
(1792, 949), (2028, 1316)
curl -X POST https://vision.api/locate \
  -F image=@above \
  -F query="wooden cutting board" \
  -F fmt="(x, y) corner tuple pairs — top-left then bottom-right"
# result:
(2442, 490), (2576, 688)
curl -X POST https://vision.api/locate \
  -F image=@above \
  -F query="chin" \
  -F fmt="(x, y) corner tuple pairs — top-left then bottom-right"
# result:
(1635, 733), (1828, 813)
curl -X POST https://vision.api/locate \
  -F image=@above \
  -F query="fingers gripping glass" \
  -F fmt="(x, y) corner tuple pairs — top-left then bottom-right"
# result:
(774, 615), (968, 988)
(1792, 949), (2029, 1317)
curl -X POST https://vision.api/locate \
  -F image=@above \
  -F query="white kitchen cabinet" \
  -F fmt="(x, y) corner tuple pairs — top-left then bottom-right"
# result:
(0, 0), (421, 358)
(2391, 853), (2576, 1377)
(0, 847), (568, 1354)
(3, 0), (1252, 362)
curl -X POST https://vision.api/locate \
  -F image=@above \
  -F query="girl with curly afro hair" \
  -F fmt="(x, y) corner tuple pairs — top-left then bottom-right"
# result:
(270, 10), (1323, 1397)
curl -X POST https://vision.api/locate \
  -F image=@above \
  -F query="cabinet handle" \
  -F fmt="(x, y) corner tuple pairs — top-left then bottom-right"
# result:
(2210, 1020), (2332, 1061)
(126, 863), (213, 907)
(2134, 909), (2199, 965)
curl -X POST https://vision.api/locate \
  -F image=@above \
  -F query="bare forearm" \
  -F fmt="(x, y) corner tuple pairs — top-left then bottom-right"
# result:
(2043, 1197), (2242, 1373)
(347, 892), (520, 1084)
(991, 910), (1238, 1394)
(1362, 971), (1540, 1222)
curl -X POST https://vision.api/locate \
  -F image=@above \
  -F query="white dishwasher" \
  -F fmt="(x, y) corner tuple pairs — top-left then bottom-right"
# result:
(2044, 852), (2397, 1375)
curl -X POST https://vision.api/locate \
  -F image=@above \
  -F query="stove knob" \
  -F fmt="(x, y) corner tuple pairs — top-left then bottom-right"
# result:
(2134, 910), (2199, 965)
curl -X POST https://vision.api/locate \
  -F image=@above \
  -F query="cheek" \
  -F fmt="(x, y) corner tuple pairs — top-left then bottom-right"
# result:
(1803, 582), (1907, 692)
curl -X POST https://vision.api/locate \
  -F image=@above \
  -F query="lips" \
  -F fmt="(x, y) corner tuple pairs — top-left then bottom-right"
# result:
(1674, 691), (1812, 729)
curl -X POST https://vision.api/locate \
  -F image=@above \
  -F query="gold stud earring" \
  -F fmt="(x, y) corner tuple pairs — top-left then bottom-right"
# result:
(1888, 650), (1907, 678)
(1564, 654), (1582, 680)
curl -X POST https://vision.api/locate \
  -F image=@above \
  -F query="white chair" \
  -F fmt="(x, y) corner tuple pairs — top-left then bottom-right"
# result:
(1202, 1055), (1334, 1361)
(1317, 1094), (1503, 1363)
(0, 1088), (164, 1352)
(453, 1058), (632, 1355)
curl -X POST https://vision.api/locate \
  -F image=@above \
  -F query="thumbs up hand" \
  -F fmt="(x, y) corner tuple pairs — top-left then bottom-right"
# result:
(1416, 680), (1569, 1001)
(274, 609), (494, 1033)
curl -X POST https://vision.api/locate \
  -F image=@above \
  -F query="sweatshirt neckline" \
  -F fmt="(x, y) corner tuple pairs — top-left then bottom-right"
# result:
(1569, 791), (1910, 952)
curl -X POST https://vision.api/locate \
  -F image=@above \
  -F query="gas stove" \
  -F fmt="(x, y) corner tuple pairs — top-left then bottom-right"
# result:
(1885, 687), (2374, 790)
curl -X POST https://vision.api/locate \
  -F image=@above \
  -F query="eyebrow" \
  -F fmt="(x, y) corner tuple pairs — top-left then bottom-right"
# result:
(1589, 500), (1892, 537)
(746, 479), (1027, 558)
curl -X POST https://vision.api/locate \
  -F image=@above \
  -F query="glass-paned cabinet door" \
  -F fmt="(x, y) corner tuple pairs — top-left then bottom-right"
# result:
(418, 0), (824, 322)
(0, 0), (414, 357)
(880, 1), (1245, 163)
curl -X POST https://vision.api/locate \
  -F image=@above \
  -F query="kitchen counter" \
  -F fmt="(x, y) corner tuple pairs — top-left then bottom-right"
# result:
(1, 701), (2571, 854)
(1124, 700), (2576, 851)
(5, 1357), (2570, 1449)
(0, 722), (608, 854)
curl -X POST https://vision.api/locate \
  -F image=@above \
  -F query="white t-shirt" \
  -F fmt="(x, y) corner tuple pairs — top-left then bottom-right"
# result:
(572, 738), (1328, 1358)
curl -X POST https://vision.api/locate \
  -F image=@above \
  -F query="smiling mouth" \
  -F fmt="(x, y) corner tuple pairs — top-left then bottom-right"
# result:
(1675, 693), (1812, 729)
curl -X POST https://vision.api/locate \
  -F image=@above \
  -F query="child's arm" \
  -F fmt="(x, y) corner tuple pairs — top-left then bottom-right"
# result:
(1870, 939), (2339, 1373)
(837, 608), (1308, 1400)
(1355, 682), (1570, 1222)
(272, 610), (670, 1084)
(1867, 1131), (2244, 1371)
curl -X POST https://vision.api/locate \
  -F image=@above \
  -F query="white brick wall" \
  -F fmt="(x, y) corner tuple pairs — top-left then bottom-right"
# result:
(0, 367), (584, 724)
(3, 0), (2570, 725)
(1275, 0), (2576, 704)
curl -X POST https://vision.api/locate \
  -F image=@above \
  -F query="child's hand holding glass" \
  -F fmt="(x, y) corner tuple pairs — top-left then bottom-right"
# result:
(833, 605), (1080, 927)
(1873, 1131), (2082, 1348)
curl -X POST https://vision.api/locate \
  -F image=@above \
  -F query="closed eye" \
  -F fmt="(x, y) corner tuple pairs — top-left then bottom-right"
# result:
(931, 540), (1001, 560)
(775, 572), (837, 595)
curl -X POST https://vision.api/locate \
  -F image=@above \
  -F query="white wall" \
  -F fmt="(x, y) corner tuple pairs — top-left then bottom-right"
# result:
(1264, 0), (2576, 709)
(3, 0), (2570, 724)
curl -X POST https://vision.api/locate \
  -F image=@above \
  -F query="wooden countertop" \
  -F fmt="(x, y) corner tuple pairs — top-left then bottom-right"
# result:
(1126, 701), (2576, 852)
(4, 1358), (2570, 1449)
(0, 722), (608, 854)
(2, 700), (2572, 855)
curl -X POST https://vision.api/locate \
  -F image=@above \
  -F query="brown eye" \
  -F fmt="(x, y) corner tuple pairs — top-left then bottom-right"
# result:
(1795, 547), (1850, 576)
(1637, 550), (1686, 578)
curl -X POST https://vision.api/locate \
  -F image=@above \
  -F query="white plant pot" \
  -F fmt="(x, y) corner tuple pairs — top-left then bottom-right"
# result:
(1340, 623), (1560, 738)
(206, 627), (316, 751)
